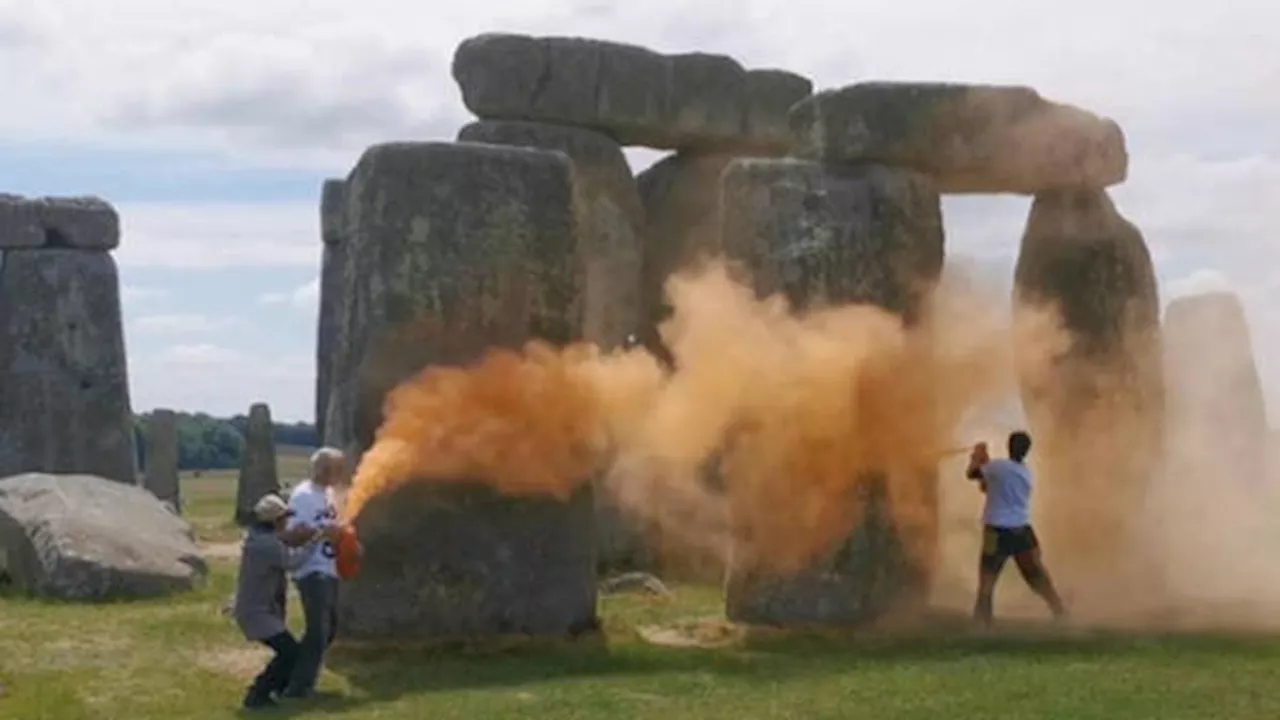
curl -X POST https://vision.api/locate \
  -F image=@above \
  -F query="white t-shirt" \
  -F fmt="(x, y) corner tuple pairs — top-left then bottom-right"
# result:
(286, 480), (339, 580)
(978, 458), (1033, 528)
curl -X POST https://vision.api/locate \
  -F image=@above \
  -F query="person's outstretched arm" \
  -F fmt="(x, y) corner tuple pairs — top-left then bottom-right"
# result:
(966, 443), (989, 491)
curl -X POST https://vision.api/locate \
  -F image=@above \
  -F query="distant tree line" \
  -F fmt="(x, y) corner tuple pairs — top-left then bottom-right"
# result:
(133, 411), (318, 471)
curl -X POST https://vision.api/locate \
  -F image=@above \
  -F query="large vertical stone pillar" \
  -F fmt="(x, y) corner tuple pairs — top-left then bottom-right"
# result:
(1013, 188), (1164, 601)
(457, 120), (650, 574)
(1156, 292), (1270, 598)
(334, 141), (597, 641)
(316, 179), (349, 445)
(719, 158), (945, 626)
(143, 409), (181, 512)
(1163, 292), (1268, 486)
(0, 195), (136, 484)
(636, 153), (733, 361)
(234, 403), (280, 526)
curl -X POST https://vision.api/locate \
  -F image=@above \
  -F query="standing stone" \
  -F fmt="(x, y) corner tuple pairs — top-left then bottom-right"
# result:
(234, 403), (280, 526)
(636, 153), (734, 357)
(143, 409), (181, 513)
(0, 194), (120, 249)
(457, 121), (648, 572)
(451, 33), (812, 153)
(1013, 188), (1164, 603)
(789, 83), (1127, 194)
(333, 141), (597, 641)
(457, 121), (642, 349)
(0, 249), (137, 484)
(316, 179), (348, 443)
(1163, 292), (1268, 488)
(718, 158), (945, 627)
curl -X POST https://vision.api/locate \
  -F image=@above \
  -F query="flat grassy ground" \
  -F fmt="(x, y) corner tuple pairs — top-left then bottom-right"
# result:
(4, 454), (1280, 719)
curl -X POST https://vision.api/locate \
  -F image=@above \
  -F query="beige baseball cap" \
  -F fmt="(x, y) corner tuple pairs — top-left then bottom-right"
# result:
(253, 494), (290, 523)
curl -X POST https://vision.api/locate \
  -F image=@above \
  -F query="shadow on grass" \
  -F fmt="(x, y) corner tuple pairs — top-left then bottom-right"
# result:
(322, 614), (1280, 710)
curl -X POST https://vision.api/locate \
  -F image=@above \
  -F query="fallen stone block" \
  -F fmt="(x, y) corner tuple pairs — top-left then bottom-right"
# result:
(0, 473), (207, 599)
(0, 193), (120, 249)
(452, 33), (812, 152)
(0, 249), (137, 483)
(790, 82), (1127, 194)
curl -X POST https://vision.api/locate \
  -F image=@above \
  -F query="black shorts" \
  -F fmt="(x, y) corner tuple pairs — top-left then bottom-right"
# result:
(980, 525), (1040, 572)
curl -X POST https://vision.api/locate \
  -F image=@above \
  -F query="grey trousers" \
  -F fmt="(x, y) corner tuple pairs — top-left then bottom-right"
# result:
(284, 573), (339, 697)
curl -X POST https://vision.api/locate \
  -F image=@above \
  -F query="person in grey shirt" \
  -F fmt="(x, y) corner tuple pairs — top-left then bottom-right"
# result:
(966, 430), (1066, 626)
(233, 493), (312, 710)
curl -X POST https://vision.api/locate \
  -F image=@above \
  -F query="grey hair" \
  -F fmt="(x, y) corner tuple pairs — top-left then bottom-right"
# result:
(309, 446), (346, 481)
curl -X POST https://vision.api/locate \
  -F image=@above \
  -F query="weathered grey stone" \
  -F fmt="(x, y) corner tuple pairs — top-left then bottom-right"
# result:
(0, 193), (120, 249)
(744, 70), (813, 147)
(452, 33), (811, 152)
(333, 141), (596, 641)
(636, 152), (734, 356)
(0, 250), (137, 483)
(234, 403), (280, 526)
(0, 473), (207, 599)
(725, 478), (928, 627)
(457, 121), (642, 349)
(599, 570), (671, 597)
(790, 82), (1127, 194)
(1163, 292), (1268, 486)
(1013, 188), (1164, 594)
(457, 121), (649, 572)
(0, 194), (42, 248)
(316, 178), (348, 442)
(720, 158), (944, 319)
(719, 158), (944, 627)
(340, 483), (597, 640)
(320, 178), (346, 247)
(142, 409), (180, 513)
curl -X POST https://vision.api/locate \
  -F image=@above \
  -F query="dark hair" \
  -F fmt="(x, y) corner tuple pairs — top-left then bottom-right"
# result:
(1008, 431), (1032, 461)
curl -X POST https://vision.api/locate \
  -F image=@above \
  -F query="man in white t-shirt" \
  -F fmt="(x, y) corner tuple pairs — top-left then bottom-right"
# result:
(277, 446), (347, 699)
(966, 431), (1066, 626)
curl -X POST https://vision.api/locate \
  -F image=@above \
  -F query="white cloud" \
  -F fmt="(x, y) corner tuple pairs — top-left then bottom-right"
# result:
(1165, 269), (1232, 301)
(120, 284), (168, 301)
(260, 278), (320, 311)
(133, 313), (245, 334)
(114, 201), (320, 269)
(131, 345), (312, 421)
(158, 343), (246, 365)
(4, 0), (1278, 164)
(2, 0), (1278, 423)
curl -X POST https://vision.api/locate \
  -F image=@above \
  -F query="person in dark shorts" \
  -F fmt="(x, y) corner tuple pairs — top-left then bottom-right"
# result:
(966, 431), (1067, 625)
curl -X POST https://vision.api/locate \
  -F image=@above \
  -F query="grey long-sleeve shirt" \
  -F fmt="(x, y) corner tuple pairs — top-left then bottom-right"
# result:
(233, 526), (303, 641)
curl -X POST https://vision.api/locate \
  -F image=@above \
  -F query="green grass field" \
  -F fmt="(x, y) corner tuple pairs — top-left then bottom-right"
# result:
(4, 452), (1280, 719)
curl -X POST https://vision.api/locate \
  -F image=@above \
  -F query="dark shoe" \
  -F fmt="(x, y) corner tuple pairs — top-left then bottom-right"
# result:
(242, 688), (278, 710)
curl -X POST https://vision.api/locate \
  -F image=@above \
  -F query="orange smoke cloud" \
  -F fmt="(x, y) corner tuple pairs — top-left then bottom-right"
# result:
(343, 258), (1066, 577)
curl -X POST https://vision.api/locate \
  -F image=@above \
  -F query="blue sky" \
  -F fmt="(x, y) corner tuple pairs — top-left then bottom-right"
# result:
(2, 0), (1277, 423)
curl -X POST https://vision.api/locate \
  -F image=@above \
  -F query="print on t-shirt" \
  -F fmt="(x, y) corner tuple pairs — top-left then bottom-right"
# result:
(286, 480), (340, 579)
